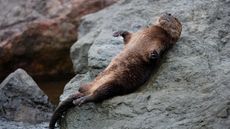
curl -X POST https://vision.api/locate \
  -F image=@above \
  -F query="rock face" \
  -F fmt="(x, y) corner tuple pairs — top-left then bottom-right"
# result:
(0, 68), (54, 123)
(0, 19), (77, 81)
(0, 117), (50, 129)
(61, 0), (230, 129)
(0, 0), (118, 81)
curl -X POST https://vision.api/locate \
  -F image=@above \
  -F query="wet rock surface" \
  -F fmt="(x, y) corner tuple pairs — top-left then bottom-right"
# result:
(61, 0), (230, 129)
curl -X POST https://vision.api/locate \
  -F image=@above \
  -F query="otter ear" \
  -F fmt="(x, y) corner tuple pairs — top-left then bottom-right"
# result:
(113, 31), (132, 45)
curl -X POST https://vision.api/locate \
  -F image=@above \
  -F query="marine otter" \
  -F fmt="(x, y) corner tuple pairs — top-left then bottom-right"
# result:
(49, 13), (182, 129)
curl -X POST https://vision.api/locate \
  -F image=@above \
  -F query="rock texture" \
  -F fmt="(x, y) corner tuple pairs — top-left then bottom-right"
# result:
(0, 68), (54, 123)
(0, 117), (50, 129)
(0, 0), (118, 81)
(61, 0), (230, 129)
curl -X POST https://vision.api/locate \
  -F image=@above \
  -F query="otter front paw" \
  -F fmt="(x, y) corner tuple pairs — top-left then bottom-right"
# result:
(113, 31), (129, 37)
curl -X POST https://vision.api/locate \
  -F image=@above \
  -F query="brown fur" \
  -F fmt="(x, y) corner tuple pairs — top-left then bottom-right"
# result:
(49, 13), (182, 129)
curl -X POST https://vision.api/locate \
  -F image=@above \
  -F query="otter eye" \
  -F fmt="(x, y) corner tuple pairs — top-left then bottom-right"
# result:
(168, 13), (171, 16)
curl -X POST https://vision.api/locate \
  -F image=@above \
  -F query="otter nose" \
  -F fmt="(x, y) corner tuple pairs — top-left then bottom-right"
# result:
(166, 13), (171, 16)
(163, 13), (172, 18)
(162, 13), (172, 21)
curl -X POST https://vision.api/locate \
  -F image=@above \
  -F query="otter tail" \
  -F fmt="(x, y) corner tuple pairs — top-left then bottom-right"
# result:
(49, 94), (79, 129)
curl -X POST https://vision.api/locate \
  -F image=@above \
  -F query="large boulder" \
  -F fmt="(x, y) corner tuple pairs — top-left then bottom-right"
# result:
(0, 19), (77, 81)
(0, 68), (54, 123)
(0, 0), (118, 81)
(62, 0), (230, 129)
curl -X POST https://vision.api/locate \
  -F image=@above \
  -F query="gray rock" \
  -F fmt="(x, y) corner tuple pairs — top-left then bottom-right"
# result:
(64, 0), (230, 129)
(0, 0), (46, 41)
(0, 117), (50, 129)
(0, 68), (54, 123)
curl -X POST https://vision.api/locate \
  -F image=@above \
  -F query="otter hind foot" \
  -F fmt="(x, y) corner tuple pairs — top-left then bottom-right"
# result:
(73, 95), (92, 106)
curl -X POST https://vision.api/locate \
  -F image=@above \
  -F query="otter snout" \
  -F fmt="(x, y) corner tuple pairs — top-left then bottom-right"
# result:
(161, 13), (175, 22)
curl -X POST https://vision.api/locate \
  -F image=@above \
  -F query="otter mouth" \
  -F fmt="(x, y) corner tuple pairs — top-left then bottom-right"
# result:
(161, 19), (169, 22)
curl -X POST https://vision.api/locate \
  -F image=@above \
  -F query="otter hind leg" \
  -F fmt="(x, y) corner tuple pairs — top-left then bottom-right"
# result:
(73, 84), (123, 106)
(79, 83), (92, 93)
(92, 84), (125, 102)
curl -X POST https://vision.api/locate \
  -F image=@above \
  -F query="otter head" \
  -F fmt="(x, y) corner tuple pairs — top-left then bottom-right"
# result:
(155, 13), (182, 43)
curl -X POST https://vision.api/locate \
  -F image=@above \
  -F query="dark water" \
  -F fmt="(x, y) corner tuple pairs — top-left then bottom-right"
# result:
(0, 77), (70, 105)
(33, 73), (74, 105)
(37, 81), (67, 105)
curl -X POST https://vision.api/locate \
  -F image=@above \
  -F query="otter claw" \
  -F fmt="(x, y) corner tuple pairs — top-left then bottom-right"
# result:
(113, 31), (128, 37)
(113, 31), (120, 37)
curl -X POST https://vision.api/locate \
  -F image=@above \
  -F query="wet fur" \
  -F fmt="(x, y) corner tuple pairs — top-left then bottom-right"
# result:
(49, 14), (182, 129)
